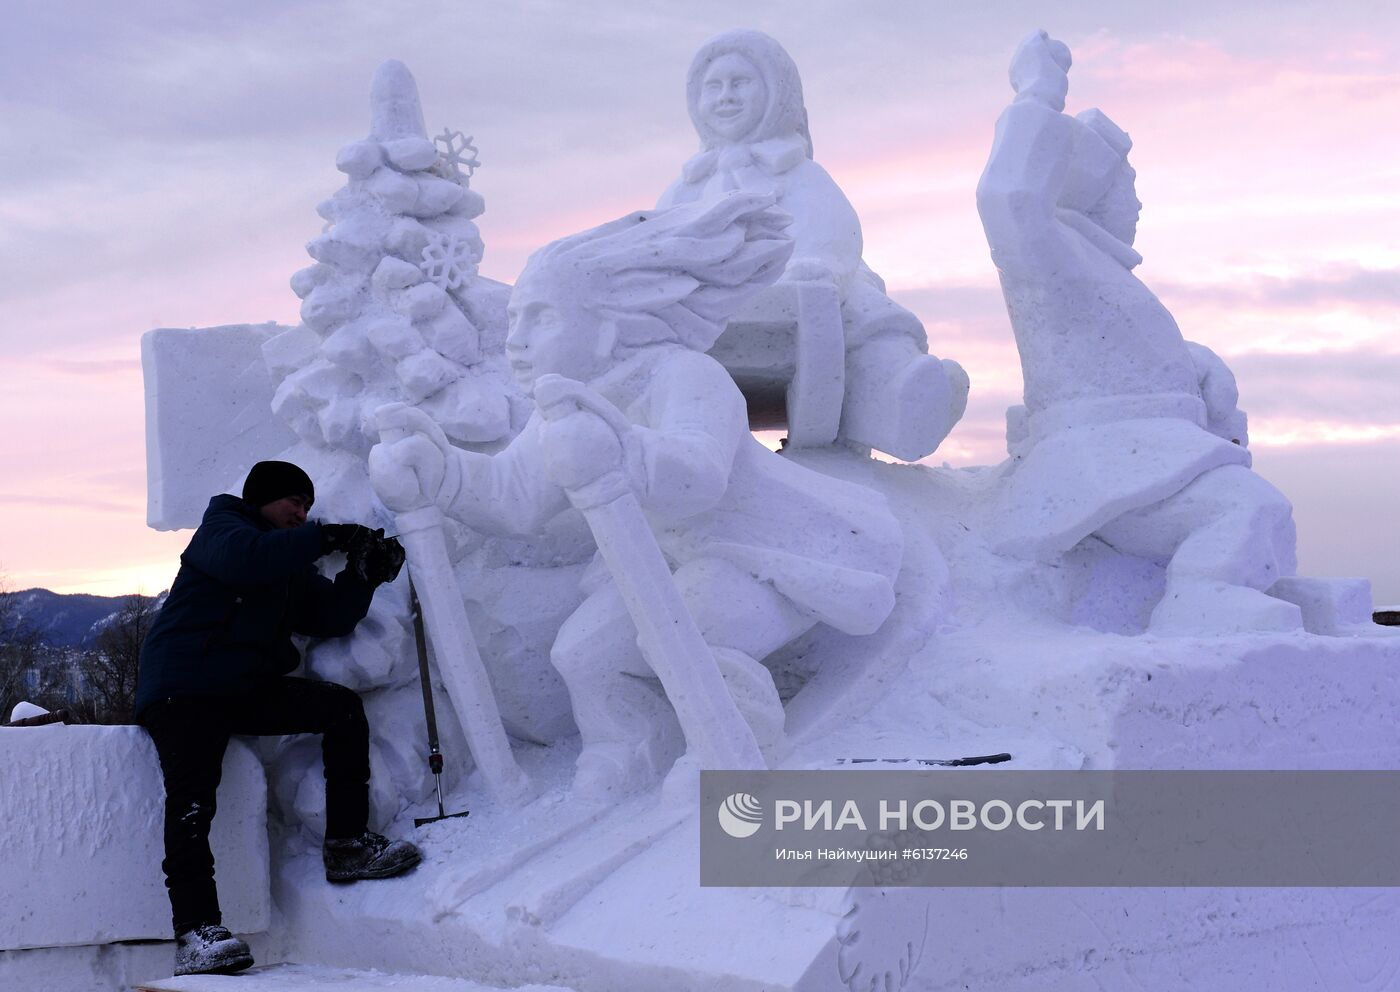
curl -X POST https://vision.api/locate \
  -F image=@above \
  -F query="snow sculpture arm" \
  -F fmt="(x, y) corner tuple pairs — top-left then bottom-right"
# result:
(627, 352), (745, 521)
(975, 31), (1077, 279)
(655, 161), (859, 287)
(528, 359), (742, 524)
(369, 403), (568, 537)
(659, 164), (860, 287)
(779, 164), (864, 286)
(1187, 341), (1249, 446)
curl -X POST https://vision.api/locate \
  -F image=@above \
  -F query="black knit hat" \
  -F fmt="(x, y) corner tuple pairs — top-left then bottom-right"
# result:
(242, 461), (315, 508)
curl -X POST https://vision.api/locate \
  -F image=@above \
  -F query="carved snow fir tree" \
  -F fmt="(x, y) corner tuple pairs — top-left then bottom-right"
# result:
(270, 60), (523, 462)
(257, 62), (587, 836)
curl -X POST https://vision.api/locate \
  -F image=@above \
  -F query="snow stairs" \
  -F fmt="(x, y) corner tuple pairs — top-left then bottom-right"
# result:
(136, 962), (576, 991)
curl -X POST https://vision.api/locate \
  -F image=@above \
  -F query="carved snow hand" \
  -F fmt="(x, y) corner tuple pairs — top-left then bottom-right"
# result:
(1010, 29), (1072, 111)
(781, 255), (838, 285)
(368, 402), (459, 512)
(533, 374), (635, 495)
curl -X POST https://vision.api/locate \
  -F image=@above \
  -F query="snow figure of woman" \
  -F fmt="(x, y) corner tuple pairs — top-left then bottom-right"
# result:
(658, 29), (968, 461)
(368, 192), (903, 798)
(977, 31), (1305, 634)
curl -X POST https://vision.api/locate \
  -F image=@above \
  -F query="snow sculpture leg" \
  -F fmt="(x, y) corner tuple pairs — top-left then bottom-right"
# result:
(710, 647), (786, 754)
(551, 583), (681, 793)
(536, 377), (767, 784)
(842, 332), (969, 461)
(1098, 465), (1302, 634)
(551, 557), (810, 797)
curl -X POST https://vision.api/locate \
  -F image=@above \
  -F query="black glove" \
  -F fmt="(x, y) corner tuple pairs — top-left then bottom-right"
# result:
(320, 523), (375, 557)
(348, 533), (406, 586)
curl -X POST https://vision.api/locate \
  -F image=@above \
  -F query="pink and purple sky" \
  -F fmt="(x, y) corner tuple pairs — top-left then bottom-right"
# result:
(3, 1), (1397, 603)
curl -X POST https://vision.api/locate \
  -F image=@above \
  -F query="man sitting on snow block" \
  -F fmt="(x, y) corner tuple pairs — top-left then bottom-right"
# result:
(137, 460), (421, 977)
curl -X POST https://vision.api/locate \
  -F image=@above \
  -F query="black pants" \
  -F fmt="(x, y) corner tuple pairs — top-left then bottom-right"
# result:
(139, 677), (370, 934)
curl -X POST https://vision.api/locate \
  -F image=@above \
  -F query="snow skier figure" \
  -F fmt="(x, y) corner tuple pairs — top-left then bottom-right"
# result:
(137, 460), (422, 976)
(369, 193), (903, 800)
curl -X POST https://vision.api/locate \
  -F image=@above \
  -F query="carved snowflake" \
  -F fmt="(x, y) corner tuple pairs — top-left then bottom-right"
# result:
(432, 128), (480, 186)
(420, 231), (478, 290)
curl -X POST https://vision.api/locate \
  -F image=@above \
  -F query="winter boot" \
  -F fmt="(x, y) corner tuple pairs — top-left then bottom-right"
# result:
(173, 923), (254, 976)
(324, 831), (422, 883)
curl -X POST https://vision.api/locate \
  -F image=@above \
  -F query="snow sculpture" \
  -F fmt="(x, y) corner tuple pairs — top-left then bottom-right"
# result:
(274, 60), (521, 459)
(659, 29), (969, 459)
(976, 31), (1305, 635)
(369, 192), (904, 798)
(108, 42), (1400, 992)
(261, 61), (589, 834)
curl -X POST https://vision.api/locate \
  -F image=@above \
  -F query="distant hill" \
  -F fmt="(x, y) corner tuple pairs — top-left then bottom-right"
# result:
(7, 589), (162, 647)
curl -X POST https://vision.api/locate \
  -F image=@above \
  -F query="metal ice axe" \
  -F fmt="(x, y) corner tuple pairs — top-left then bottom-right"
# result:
(532, 374), (765, 772)
(408, 575), (471, 827)
(376, 423), (532, 808)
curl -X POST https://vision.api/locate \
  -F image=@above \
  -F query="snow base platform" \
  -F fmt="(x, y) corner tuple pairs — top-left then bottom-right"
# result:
(136, 962), (574, 991)
(261, 623), (1400, 992)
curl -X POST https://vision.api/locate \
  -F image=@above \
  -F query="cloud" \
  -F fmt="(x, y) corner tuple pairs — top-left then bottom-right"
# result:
(0, 493), (143, 515)
(1158, 266), (1400, 311)
(878, 284), (1400, 463)
(884, 284), (1008, 325)
(1249, 420), (1400, 447)
(1225, 348), (1400, 428)
(40, 358), (142, 376)
(1229, 348), (1400, 382)
(1251, 437), (1400, 601)
(5, 1), (1400, 600)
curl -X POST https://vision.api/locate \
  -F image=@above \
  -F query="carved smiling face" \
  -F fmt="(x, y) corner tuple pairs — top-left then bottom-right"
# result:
(698, 53), (768, 144)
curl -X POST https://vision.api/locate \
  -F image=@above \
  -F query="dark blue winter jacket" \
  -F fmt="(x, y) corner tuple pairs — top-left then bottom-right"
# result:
(135, 495), (374, 715)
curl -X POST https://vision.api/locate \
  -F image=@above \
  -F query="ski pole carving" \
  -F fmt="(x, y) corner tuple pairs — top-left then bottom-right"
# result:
(373, 418), (532, 807)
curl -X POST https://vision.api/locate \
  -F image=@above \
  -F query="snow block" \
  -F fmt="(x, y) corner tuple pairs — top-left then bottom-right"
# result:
(263, 325), (322, 378)
(0, 939), (177, 992)
(143, 324), (298, 530)
(0, 725), (270, 950)
(1268, 575), (1373, 634)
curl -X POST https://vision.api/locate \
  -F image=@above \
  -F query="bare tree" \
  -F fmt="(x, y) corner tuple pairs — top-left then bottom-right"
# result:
(0, 574), (55, 721)
(81, 594), (158, 725)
